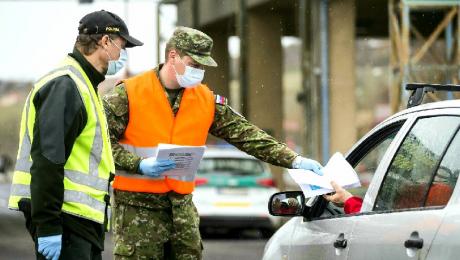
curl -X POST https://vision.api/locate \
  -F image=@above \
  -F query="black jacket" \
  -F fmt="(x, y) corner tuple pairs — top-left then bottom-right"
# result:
(26, 48), (106, 250)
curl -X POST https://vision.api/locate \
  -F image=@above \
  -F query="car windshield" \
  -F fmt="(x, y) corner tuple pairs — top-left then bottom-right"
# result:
(197, 158), (265, 176)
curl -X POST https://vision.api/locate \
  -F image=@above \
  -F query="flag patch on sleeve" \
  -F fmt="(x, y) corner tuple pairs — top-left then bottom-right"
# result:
(215, 95), (228, 105)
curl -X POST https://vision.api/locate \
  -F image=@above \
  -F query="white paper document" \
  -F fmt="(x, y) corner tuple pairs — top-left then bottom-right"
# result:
(156, 144), (206, 177)
(288, 152), (361, 198)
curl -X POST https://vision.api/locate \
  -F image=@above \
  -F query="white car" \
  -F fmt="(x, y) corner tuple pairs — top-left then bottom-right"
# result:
(192, 147), (281, 236)
(263, 84), (460, 259)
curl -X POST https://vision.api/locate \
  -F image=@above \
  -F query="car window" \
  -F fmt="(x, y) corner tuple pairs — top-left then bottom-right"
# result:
(349, 132), (397, 198)
(425, 130), (460, 206)
(307, 122), (403, 219)
(374, 116), (460, 211)
(346, 122), (403, 199)
(198, 158), (266, 176)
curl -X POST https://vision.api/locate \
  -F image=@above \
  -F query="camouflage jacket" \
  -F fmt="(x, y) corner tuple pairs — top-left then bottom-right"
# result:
(103, 66), (298, 174)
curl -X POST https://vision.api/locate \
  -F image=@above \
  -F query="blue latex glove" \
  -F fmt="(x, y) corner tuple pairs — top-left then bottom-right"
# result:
(293, 156), (324, 176)
(139, 158), (176, 177)
(37, 234), (62, 260)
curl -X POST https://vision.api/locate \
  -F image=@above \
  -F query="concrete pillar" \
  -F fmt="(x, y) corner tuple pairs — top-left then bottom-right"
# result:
(247, 11), (283, 141)
(204, 24), (230, 98)
(329, 0), (357, 154)
(247, 10), (285, 189)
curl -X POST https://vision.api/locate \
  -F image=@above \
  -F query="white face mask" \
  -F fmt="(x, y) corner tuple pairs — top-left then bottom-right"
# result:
(173, 56), (205, 88)
(105, 38), (127, 75)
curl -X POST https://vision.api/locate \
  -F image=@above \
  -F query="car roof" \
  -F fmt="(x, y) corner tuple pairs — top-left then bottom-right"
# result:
(203, 147), (256, 159)
(383, 99), (460, 124)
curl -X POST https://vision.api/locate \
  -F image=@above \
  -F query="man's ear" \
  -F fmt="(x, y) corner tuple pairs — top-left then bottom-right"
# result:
(99, 35), (110, 49)
(168, 49), (178, 64)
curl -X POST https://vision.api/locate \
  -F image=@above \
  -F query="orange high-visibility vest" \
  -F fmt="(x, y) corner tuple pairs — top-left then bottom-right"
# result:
(112, 70), (215, 194)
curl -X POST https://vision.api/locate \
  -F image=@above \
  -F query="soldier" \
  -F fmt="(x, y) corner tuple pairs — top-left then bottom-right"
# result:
(104, 26), (323, 259)
(8, 10), (142, 260)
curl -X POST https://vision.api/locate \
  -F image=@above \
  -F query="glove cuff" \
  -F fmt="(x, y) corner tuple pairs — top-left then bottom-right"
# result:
(291, 156), (304, 169)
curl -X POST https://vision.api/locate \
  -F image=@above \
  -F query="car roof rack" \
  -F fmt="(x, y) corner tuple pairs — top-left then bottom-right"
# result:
(406, 83), (460, 108)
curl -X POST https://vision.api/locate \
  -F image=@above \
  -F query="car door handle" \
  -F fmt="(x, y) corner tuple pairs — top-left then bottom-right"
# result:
(333, 233), (347, 249)
(404, 231), (424, 249)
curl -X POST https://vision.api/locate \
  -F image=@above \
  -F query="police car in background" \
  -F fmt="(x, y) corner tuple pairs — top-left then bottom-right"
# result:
(263, 84), (460, 259)
(193, 146), (280, 237)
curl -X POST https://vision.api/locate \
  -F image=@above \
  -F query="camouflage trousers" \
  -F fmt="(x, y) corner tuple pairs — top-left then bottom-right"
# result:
(112, 190), (202, 260)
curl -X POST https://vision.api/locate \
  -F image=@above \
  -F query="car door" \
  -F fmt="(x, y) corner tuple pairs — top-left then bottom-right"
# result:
(348, 112), (460, 260)
(286, 118), (407, 260)
(422, 120), (460, 260)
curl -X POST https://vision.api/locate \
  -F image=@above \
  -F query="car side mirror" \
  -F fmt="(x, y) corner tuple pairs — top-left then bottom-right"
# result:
(268, 191), (305, 216)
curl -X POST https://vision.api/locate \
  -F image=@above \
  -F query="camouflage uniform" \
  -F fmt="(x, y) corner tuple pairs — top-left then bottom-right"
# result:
(112, 191), (201, 259)
(104, 27), (298, 260)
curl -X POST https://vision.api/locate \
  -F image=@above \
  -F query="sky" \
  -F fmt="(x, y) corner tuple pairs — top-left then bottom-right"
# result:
(0, 0), (177, 81)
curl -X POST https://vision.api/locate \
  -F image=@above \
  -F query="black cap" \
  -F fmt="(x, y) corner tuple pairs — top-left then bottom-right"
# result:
(78, 10), (143, 48)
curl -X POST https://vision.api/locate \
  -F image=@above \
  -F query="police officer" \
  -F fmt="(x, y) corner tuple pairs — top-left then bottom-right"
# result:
(8, 10), (142, 260)
(104, 26), (322, 259)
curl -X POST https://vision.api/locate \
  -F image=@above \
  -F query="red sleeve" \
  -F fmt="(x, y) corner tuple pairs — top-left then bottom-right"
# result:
(344, 196), (363, 214)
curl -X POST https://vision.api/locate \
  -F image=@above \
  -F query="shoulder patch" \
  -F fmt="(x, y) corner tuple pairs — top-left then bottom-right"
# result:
(215, 94), (228, 105)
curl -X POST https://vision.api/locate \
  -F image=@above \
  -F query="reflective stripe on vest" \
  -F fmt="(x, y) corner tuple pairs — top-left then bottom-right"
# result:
(8, 57), (115, 224)
(112, 70), (214, 194)
(10, 183), (106, 213)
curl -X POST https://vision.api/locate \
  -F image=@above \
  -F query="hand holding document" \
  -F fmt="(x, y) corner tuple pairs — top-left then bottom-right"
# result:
(156, 144), (206, 177)
(288, 152), (361, 198)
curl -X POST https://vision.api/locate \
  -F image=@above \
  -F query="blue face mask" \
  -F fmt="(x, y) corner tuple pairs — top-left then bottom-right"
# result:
(105, 38), (127, 75)
(107, 49), (127, 75)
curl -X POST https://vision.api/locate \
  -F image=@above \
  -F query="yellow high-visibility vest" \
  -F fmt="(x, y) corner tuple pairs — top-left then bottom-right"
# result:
(8, 56), (115, 224)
